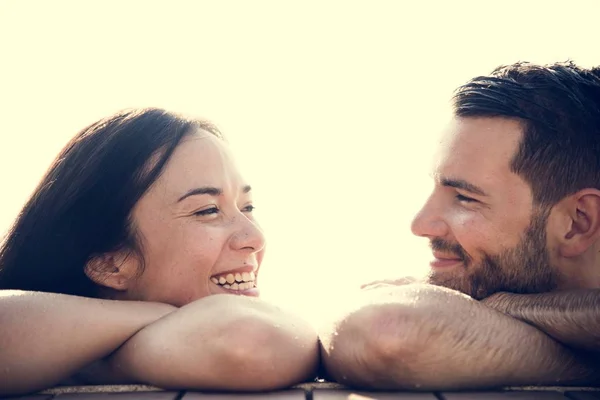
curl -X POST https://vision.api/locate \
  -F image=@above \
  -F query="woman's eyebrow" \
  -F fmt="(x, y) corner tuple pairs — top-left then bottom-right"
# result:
(177, 186), (222, 202)
(177, 185), (252, 202)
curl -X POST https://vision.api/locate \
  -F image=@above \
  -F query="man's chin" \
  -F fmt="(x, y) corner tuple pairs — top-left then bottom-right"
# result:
(427, 270), (479, 299)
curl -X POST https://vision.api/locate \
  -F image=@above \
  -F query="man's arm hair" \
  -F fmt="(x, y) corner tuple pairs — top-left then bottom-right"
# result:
(320, 284), (599, 390)
(482, 289), (600, 352)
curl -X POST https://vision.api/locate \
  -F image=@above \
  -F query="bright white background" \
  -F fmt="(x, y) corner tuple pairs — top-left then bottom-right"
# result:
(1, 0), (599, 323)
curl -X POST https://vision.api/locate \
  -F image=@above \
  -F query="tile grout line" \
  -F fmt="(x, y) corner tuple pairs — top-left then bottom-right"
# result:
(304, 387), (314, 400)
(173, 390), (186, 400)
(563, 391), (600, 400)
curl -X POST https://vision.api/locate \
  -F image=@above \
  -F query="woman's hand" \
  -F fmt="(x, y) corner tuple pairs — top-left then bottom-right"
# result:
(0, 290), (176, 396)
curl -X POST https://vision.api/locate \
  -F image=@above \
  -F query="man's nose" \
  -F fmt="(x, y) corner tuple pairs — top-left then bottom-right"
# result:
(410, 196), (449, 239)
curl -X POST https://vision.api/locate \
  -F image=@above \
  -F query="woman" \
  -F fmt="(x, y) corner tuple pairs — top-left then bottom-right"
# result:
(0, 108), (319, 396)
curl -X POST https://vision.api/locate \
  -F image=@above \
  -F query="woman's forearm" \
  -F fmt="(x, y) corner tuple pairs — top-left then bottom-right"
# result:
(0, 290), (175, 396)
(108, 294), (319, 391)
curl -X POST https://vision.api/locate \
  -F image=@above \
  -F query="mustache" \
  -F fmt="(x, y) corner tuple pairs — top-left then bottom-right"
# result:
(430, 238), (471, 263)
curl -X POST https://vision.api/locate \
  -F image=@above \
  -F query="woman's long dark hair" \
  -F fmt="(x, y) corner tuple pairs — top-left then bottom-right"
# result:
(0, 108), (221, 297)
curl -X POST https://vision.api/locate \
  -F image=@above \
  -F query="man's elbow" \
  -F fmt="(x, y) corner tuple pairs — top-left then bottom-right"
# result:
(321, 303), (425, 389)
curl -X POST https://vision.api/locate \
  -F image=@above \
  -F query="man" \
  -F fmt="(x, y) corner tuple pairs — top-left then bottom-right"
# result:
(320, 61), (600, 390)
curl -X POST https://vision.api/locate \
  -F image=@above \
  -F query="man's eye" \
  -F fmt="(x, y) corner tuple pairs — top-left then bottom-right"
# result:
(456, 194), (477, 203)
(194, 207), (219, 216)
(242, 204), (255, 213)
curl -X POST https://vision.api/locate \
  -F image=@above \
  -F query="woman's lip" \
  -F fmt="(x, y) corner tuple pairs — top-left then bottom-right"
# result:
(217, 286), (260, 297)
(211, 266), (258, 278)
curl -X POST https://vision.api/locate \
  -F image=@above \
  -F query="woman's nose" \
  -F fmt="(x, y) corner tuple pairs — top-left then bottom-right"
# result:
(229, 216), (266, 253)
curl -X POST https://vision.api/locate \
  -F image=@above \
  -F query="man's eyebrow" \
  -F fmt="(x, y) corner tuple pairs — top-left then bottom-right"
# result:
(440, 177), (488, 196)
(177, 185), (252, 202)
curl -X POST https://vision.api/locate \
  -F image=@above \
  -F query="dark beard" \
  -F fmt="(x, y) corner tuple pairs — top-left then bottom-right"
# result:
(427, 209), (560, 300)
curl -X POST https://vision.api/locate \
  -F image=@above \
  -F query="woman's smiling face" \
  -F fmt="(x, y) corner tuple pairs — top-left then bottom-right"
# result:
(123, 130), (266, 306)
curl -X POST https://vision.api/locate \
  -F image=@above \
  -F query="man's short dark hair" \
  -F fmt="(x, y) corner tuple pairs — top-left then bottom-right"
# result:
(453, 61), (600, 206)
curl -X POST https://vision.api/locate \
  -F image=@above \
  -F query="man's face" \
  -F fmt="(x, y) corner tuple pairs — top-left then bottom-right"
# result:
(411, 117), (561, 299)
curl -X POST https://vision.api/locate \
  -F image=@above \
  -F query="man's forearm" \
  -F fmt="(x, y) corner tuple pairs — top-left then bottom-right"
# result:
(321, 284), (598, 390)
(483, 289), (600, 352)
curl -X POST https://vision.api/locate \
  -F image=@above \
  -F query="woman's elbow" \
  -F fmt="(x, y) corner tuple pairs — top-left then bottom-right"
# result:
(223, 316), (320, 390)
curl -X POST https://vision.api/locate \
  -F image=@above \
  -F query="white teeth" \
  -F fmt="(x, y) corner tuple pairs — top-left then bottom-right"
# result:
(226, 274), (235, 284)
(211, 271), (257, 290)
(218, 281), (255, 291)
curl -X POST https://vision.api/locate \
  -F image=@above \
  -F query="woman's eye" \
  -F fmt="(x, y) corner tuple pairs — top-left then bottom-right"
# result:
(194, 207), (219, 216)
(456, 194), (477, 203)
(242, 204), (255, 213)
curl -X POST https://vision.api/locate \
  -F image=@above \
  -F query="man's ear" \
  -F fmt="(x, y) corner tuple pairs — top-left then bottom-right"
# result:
(553, 189), (600, 258)
(84, 251), (140, 291)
